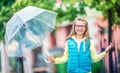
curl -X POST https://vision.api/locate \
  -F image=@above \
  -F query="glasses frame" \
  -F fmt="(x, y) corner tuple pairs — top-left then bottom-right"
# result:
(74, 24), (86, 28)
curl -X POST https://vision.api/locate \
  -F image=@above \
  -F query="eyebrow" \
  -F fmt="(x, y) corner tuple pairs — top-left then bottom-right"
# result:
(75, 24), (86, 27)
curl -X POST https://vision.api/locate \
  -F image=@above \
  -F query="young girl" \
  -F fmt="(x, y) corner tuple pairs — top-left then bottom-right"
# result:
(48, 17), (112, 73)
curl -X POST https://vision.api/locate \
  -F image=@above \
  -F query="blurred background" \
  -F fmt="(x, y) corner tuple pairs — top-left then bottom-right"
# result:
(0, 0), (120, 73)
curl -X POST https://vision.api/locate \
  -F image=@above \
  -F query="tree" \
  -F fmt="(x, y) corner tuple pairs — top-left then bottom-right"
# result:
(12, 0), (56, 13)
(0, 0), (15, 40)
(56, 0), (120, 24)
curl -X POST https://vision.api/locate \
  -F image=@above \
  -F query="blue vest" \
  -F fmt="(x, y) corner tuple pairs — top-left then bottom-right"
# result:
(67, 38), (92, 73)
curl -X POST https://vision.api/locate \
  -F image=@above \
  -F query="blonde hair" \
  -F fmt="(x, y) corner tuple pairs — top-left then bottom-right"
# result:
(66, 17), (90, 40)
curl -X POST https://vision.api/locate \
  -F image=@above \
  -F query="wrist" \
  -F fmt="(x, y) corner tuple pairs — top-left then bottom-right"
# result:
(105, 50), (108, 53)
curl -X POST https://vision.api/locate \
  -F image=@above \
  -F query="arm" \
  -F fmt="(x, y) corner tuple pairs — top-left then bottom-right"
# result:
(90, 40), (107, 63)
(48, 41), (68, 64)
(55, 41), (68, 64)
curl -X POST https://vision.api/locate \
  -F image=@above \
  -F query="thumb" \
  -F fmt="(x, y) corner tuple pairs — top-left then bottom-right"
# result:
(110, 42), (114, 48)
(48, 55), (52, 60)
(48, 55), (54, 60)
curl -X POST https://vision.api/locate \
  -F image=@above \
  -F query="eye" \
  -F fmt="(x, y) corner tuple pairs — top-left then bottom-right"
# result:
(75, 25), (86, 27)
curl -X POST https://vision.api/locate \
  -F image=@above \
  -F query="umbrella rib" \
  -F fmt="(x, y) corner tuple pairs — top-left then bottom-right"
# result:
(24, 23), (41, 45)
(9, 13), (25, 40)
(34, 17), (55, 29)
(7, 24), (23, 42)
(16, 13), (25, 23)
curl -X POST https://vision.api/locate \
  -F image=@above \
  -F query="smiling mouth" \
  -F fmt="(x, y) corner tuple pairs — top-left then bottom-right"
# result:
(76, 30), (84, 32)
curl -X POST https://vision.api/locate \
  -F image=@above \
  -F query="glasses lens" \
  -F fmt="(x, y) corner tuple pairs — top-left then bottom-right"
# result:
(75, 25), (86, 27)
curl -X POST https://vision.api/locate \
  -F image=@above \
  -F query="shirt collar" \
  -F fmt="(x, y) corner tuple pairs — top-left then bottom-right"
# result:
(71, 35), (86, 42)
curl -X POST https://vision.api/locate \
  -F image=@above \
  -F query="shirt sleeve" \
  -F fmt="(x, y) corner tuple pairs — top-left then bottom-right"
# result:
(55, 41), (68, 64)
(90, 40), (107, 63)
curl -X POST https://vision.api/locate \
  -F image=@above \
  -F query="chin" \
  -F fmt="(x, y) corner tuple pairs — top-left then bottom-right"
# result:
(77, 33), (84, 35)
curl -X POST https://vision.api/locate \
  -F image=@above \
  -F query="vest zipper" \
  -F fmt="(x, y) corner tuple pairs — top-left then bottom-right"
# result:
(78, 45), (80, 73)
(76, 43), (80, 71)
(78, 53), (80, 67)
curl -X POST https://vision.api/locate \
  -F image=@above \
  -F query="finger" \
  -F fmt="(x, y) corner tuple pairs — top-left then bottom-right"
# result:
(51, 56), (53, 58)
(49, 55), (53, 58)
(49, 56), (54, 60)
(48, 55), (52, 60)
(109, 45), (112, 49)
(110, 42), (114, 47)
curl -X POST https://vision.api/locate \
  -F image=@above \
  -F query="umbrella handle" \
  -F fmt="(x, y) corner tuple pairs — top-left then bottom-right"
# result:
(44, 49), (50, 56)
(44, 49), (50, 63)
(44, 58), (50, 63)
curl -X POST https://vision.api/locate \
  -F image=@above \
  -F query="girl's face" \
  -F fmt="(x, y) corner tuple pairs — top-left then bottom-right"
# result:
(74, 21), (86, 36)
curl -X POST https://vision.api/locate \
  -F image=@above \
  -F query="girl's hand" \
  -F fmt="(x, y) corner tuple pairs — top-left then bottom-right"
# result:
(105, 42), (113, 53)
(48, 55), (55, 63)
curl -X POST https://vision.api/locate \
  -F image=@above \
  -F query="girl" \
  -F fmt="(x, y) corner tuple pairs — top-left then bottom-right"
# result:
(48, 17), (112, 73)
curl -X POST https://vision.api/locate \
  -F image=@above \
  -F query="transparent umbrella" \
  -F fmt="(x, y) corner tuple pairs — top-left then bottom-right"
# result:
(5, 6), (57, 57)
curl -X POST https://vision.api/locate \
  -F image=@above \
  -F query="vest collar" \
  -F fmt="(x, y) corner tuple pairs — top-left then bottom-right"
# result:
(71, 35), (87, 52)
(71, 35), (86, 42)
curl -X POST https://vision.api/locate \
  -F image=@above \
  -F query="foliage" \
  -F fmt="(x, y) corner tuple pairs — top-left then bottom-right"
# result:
(12, 0), (56, 13)
(11, 0), (88, 25)
(54, 2), (87, 25)
(62, 0), (120, 24)
(87, 0), (120, 24)
(0, 0), (15, 40)
(1, 0), (120, 40)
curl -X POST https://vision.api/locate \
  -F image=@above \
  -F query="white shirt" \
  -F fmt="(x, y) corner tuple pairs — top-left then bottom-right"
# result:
(72, 36), (86, 52)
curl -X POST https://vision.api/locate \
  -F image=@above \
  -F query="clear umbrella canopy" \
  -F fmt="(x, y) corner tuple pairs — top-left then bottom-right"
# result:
(5, 6), (57, 57)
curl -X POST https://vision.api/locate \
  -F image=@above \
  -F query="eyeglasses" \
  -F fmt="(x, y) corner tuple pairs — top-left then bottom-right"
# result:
(75, 24), (86, 28)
